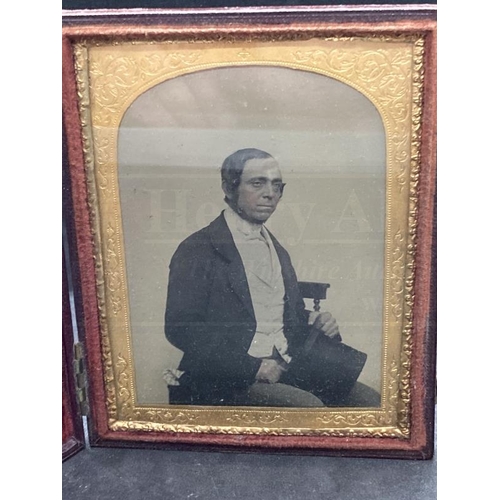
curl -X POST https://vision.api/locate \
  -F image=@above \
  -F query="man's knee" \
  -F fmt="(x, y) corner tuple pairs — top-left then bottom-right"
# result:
(335, 381), (381, 407)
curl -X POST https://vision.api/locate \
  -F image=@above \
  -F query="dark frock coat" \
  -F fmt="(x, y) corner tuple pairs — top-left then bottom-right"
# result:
(165, 213), (310, 405)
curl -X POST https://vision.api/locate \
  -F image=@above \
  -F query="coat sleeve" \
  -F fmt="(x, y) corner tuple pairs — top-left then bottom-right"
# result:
(164, 236), (261, 388)
(164, 237), (215, 356)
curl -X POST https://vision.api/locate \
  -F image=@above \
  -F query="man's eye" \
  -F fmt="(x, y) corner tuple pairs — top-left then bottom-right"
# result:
(251, 181), (263, 187)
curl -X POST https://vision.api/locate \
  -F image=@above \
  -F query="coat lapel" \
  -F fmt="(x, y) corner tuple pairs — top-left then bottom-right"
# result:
(208, 213), (255, 320)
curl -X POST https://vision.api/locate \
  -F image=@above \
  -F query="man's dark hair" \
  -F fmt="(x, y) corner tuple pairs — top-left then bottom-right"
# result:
(221, 148), (273, 204)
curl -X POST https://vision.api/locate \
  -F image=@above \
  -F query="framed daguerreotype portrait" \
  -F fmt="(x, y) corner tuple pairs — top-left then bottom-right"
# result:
(62, 5), (436, 458)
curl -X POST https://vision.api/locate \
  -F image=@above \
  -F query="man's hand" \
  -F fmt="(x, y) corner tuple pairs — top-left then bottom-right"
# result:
(308, 311), (342, 342)
(255, 359), (286, 384)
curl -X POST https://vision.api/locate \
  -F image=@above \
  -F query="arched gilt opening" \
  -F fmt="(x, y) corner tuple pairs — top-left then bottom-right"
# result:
(118, 65), (385, 405)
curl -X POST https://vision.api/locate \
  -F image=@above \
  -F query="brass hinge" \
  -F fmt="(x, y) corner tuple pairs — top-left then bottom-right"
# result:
(73, 342), (89, 417)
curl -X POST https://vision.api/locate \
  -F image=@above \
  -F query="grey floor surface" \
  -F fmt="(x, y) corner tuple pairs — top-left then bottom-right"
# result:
(62, 438), (436, 500)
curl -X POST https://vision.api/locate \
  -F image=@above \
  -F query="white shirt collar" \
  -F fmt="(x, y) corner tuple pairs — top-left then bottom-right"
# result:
(224, 206), (265, 239)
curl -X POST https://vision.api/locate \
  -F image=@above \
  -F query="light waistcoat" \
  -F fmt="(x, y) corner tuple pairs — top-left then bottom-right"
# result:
(224, 207), (291, 363)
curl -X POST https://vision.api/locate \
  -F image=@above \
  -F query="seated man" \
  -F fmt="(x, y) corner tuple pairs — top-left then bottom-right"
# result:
(165, 148), (378, 407)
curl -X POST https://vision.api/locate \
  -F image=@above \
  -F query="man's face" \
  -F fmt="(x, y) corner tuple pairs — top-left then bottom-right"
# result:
(231, 157), (283, 224)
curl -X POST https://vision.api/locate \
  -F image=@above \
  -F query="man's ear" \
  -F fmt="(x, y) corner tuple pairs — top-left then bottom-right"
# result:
(222, 180), (234, 200)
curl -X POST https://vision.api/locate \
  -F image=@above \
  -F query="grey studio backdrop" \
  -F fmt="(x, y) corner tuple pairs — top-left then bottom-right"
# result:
(118, 66), (386, 404)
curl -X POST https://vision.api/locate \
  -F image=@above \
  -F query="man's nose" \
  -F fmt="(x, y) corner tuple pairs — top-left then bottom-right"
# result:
(261, 182), (274, 198)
